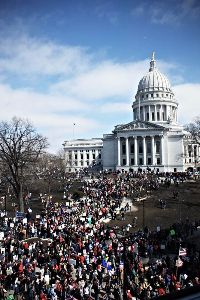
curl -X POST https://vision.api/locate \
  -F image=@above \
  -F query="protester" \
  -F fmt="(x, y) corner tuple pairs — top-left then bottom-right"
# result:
(0, 170), (199, 300)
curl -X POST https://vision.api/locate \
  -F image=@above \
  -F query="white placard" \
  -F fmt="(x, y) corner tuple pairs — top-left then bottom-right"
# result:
(44, 274), (50, 285)
(156, 226), (160, 232)
(0, 232), (4, 240)
(10, 223), (14, 228)
(23, 218), (27, 224)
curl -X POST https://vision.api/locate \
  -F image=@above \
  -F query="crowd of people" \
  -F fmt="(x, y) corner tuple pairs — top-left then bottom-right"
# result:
(0, 170), (200, 300)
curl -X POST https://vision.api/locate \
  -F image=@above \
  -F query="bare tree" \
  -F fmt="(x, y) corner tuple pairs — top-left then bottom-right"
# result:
(0, 117), (48, 212)
(185, 116), (200, 145)
(35, 152), (66, 197)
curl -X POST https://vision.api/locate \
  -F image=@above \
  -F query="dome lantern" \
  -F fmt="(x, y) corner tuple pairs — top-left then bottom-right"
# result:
(149, 51), (156, 71)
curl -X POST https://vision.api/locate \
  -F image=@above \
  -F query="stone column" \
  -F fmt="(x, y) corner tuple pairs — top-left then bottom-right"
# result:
(143, 106), (145, 121)
(159, 105), (162, 121)
(126, 137), (130, 166)
(118, 137), (121, 166)
(151, 136), (155, 165)
(148, 106), (151, 121)
(77, 150), (80, 168)
(161, 136), (165, 165)
(143, 136), (146, 165)
(134, 137), (138, 165)
(155, 105), (157, 121)
(89, 149), (92, 165)
(192, 145), (195, 163)
(185, 145), (188, 164)
(83, 150), (86, 167)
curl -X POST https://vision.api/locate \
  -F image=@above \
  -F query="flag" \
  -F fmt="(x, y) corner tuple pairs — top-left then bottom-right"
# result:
(179, 247), (187, 256)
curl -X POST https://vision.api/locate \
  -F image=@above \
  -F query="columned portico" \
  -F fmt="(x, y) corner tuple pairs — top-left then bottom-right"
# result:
(115, 134), (166, 169)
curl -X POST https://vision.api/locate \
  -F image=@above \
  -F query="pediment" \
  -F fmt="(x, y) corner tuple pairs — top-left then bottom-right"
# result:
(113, 121), (166, 132)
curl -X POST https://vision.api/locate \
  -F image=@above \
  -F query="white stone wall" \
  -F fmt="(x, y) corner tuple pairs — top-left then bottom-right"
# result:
(166, 134), (185, 172)
(102, 135), (117, 170)
(63, 139), (103, 172)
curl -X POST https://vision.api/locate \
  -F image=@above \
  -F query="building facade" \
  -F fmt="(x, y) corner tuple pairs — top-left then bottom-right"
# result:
(103, 53), (199, 172)
(64, 53), (199, 173)
(63, 138), (103, 172)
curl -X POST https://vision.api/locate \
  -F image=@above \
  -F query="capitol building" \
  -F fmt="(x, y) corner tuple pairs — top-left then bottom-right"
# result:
(63, 53), (199, 173)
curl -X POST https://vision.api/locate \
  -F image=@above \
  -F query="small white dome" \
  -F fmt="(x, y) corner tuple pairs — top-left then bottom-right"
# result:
(137, 53), (172, 93)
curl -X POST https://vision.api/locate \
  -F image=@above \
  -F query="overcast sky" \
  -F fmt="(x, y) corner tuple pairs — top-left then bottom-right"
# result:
(0, 0), (200, 153)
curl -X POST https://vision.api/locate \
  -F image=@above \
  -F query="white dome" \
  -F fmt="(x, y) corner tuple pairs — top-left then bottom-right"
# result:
(137, 53), (172, 93)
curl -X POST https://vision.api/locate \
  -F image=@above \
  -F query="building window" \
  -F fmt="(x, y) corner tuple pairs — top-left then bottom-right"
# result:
(156, 94), (159, 97)
(152, 112), (155, 121)
(122, 158), (126, 165)
(147, 142), (151, 154)
(194, 146), (197, 157)
(75, 154), (77, 160)
(87, 161), (89, 166)
(99, 154), (101, 159)
(86, 154), (89, 159)
(92, 149), (95, 152)
(139, 158), (143, 165)
(80, 150), (83, 152)
(166, 94), (168, 97)
(131, 158), (134, 165)
(81, 161), (83, 166)
(139, 141), (143, 154)
(157, 158), (160, 164)
(156, 141), (160, 153)
(86, 150), (89, 152)
(122, 144), (126, 155)
(162, 94), (164, 97)
(130, 144), (134, 153)
(74, 162), (77, 166)
(147, 112), (149, 121)
(142, 95), (144, 99)
(69, 155), (72, 160)
(93, 154), (95, 159)
(157, 112), (160, 121)
(81, 154), (83, 159)
(151, 94), (153, 97)
(146, 94), (148, 98)
(189, 159), (191, 163)
(148, 157), (151, 165)
(162, 112), (165, 120)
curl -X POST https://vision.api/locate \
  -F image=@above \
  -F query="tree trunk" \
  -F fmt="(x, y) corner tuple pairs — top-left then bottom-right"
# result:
(19, 181), (24, 212)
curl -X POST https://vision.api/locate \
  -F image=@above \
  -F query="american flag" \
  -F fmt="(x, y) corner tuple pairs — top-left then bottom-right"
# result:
(179, 247), (187, 256)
